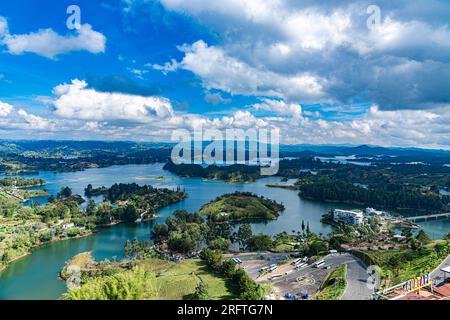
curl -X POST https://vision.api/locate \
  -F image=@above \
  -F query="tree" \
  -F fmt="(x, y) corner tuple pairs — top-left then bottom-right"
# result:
(200, 248), (223, 272)
(221, 259), (237, 278)
(168, 231), (196, 253)
(444, 232), (450, 241)
(416, 230), (431, 244)
(236, 224), (253, 250)
(309, 240), (329, 256)
(301, 220), (305, 234)
(193, 282), (209, 300)
(434, 242), (449, 257)
(209, 238), (232, 252)
(61, 268), (158, 300)
(250, 234), (273, 251)
(152, 223), (169, 243)
(58, 186), (73, 199)
(86, 200), (96, 215)
(231, 268), (263, 300)
(124, 240), (132, 258)
(1, 251), (11, 264)
(401, 228), (413, 239)
(122, 205), (140, 222)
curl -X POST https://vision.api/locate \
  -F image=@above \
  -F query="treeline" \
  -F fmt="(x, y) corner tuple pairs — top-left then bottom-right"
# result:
(0, 177), (45, 187)
(0, 147), (171, 174)
(163, 160), (261, 182)
(152, 210), (279, 253)
(299, 176), (450, 212)
(163, 158), (338, 182)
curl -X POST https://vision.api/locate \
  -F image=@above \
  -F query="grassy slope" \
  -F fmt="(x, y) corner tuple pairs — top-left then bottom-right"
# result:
(150, 259), (235, 300)
(353, 241), (449, 287)
(63, 259), (235, 300)
(313, 265), (347, 300)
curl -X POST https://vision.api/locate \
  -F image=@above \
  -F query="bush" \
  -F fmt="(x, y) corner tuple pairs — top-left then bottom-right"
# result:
(40, 231), (53, 242)
(61, 267), (158, 300)
(209, 238), (232, 252)
(67, 228), (81, 237)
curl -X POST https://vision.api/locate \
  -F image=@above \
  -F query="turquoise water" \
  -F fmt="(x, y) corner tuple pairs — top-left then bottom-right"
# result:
(0, 163), (448, 300)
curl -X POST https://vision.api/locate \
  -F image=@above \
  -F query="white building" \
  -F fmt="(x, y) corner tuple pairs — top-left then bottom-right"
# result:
(366, 207), (385, 216)
(332, 209), (364, 225)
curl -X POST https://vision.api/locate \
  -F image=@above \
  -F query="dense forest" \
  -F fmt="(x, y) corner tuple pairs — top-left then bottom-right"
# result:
(163, 160), (262, 182)
(298, 175), (450, 213)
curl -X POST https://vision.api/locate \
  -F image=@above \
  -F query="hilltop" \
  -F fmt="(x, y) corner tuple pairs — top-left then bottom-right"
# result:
(199, 192), (285, 223)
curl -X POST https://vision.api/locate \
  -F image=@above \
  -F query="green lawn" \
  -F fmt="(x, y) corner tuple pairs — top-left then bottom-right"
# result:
(151, 259), (235, 300)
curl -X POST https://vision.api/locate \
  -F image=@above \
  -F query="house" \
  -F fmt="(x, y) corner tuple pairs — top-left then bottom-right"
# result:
(366, 207), (385, 216)
(393, 235), (407, 241)
(62, 223), (75, 230)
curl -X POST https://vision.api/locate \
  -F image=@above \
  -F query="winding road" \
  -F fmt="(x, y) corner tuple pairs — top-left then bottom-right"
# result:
(341, 255), (373, 300)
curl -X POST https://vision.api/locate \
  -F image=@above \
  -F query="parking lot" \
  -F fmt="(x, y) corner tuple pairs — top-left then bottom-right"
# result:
(227, 252), (367, 300)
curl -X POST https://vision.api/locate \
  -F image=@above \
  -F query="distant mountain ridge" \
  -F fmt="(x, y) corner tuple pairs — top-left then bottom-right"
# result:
(1, 140), (450, 159)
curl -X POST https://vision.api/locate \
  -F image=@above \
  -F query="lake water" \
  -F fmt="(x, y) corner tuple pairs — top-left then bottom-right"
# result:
(0, 163), (448, 300)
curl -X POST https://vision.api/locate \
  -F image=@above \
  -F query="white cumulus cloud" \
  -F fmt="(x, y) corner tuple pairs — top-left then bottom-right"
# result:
(0, 17), (106, 59)
(52, 79), (174, 122)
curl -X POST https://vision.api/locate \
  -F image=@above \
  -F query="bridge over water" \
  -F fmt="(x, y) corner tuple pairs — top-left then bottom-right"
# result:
(405, 212), (450, 222)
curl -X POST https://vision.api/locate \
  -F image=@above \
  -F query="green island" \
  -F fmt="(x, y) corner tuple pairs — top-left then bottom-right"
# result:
(199, 192), (285, 223)
(0, 183), (186, 273)
(265, 183), (299, 190)
(163, 161), (262, 183)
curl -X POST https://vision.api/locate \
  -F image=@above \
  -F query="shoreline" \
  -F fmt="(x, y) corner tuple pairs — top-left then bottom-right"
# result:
(0, 215), (161, 275)
(0, 231), (95, 275)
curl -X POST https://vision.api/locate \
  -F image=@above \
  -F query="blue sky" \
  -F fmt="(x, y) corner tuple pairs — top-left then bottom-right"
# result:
(1, 0), (450, 148)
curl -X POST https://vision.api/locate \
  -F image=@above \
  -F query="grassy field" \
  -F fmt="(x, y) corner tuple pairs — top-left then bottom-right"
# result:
(63, 259), (236, 300)
(142, 259), (235, 300)
(313, 265), (347, 300)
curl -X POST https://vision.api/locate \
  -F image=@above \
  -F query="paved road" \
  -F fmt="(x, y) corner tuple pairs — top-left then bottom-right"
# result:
(230, 252), (374, 299)
(341, 256), (373, 300)
(431, 254), (450, 286)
